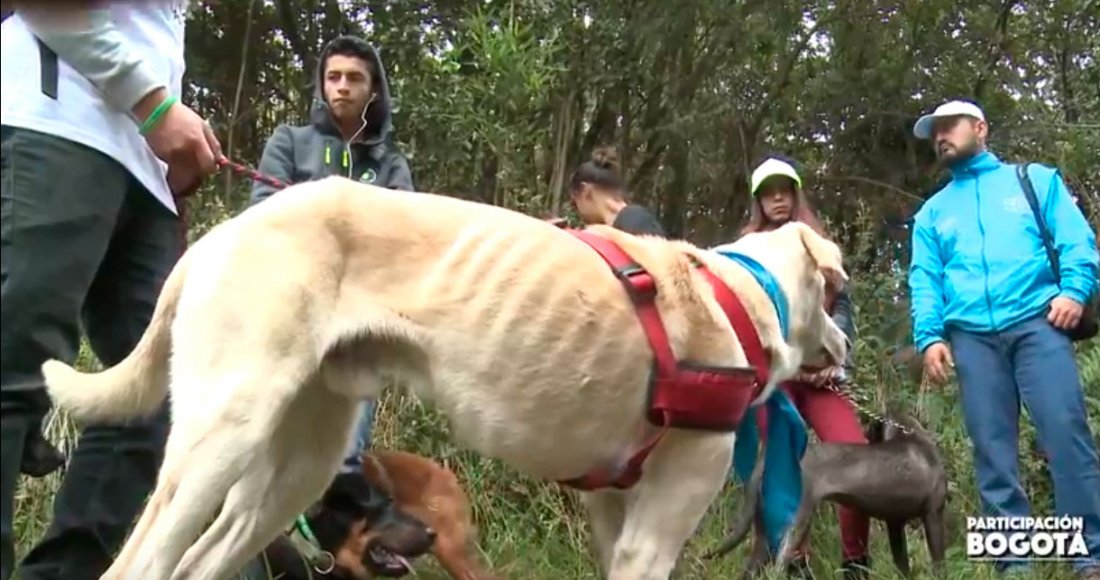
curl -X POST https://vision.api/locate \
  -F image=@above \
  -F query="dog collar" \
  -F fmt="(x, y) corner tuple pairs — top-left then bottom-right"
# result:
(713, 250), (790, 340)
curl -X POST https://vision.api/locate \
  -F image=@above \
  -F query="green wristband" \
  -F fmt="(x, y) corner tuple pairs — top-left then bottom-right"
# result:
(139, 95), (178, 136)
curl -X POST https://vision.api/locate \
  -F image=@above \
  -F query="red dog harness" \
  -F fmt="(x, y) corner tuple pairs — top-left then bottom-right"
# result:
(558, 230), (772, 491)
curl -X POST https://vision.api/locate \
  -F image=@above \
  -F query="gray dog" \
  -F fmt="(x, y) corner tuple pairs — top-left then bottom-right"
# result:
(706, 415), (947, 579)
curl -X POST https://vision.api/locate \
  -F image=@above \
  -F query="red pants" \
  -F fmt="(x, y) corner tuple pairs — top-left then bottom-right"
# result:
(755, 381), (870, 560)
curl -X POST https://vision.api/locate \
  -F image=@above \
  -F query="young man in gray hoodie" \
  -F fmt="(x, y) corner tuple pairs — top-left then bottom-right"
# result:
(249, 35), (414, 204)
(249, 34), (413, 470)
(238, 36), (417, 578)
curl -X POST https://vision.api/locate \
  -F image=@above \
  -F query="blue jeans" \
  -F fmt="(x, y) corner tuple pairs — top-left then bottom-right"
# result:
(340, 399), (377, 473)
(950, 315), (1100, 572)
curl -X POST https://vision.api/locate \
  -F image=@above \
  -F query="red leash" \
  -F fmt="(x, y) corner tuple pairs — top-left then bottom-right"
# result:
(171, 157), (286, 250)
(216, 156), (291, 191)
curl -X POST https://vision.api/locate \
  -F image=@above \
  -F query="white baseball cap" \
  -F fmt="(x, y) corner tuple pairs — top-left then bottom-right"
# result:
(913, 100), (986, 140)
(750, 158), (802, 197)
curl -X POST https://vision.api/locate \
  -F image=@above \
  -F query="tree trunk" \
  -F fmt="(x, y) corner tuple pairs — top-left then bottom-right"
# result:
(225, 0), (257, 199)
(548, 89), (575, 217)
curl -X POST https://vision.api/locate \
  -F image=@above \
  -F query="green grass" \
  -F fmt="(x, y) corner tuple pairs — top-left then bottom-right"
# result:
(13, 348), (1096, 580)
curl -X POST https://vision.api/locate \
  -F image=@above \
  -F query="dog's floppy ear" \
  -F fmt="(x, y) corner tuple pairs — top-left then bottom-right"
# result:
(321, 473), (365, 512)
(361, 453), (396, 496)
(793, 222), (848, 292)
(323, 471), (391, 515)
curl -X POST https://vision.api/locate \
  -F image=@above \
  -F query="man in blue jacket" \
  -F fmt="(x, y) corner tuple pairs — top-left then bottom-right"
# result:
(908, 100), (1100, 577)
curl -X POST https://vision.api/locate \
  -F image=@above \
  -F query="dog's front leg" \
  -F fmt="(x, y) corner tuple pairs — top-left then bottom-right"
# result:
(743, 526), (773, 580)
(579, 490), (627, 575)
(774, 487), (816, 571)
(606, 430), (732, 580)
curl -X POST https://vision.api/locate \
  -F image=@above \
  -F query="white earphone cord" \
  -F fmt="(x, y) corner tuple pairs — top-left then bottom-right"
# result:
(345, 94), (375, 178)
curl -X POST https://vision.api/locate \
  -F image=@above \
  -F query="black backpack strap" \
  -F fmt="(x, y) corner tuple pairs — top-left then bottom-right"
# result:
(3, 12), (56, 98)
(1015, 163), (1060, 282)
(36, 36), (59, 100)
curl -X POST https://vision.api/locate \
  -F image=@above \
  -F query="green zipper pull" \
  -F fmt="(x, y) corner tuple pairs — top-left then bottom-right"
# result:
(342, 149), (349, 169)
(324, 145), (331, 165)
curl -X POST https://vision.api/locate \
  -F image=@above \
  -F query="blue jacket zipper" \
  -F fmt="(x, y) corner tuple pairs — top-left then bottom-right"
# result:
(974, 174), (997, 330)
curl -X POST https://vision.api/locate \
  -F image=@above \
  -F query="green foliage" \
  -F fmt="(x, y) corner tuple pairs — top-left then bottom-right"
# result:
(189, 0), (1098, 248)
(1079, 340), (1100, 392)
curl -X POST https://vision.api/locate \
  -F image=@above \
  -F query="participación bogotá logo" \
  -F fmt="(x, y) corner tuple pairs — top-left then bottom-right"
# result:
(967, 516), (1091, 562)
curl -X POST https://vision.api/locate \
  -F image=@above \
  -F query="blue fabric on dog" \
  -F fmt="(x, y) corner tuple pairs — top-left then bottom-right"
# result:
(732, 391), (807, 552)
(713, 250), (790, 337)
(714, 248), (808, 553)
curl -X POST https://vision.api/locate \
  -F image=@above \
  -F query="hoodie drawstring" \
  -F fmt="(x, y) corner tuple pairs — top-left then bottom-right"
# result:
(323, 144), (351, 175)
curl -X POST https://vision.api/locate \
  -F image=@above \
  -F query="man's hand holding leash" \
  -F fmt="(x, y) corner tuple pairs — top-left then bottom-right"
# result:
(922, 342), (954, 385)
(1049, 296), (1085, 331)
(134, 87), (222, 196)
(15, 3), (222, 197)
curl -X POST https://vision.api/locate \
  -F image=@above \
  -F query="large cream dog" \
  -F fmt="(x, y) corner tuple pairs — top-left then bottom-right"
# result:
(42, 177), (849, 580)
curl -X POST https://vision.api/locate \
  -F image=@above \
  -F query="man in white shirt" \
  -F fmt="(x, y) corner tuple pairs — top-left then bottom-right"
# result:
(0, 4), (220, 579)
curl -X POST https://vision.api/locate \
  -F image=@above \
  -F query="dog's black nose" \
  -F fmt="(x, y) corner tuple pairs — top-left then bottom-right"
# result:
(425, 527), (437, 541)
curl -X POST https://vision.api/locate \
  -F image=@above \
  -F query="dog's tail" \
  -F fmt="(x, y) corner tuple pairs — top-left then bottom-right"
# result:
(42, 251), (191, 423)
(703, 461), (764, 560)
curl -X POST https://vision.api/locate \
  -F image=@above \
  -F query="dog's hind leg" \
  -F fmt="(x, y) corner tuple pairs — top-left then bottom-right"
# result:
(886, 520), (911, 577)
(122, 368), (315, 580)
(605, 430), (733, 580)
(922, 506), (947, 577)
(102, 474), (174, 580)
(169, 384), (358, 580)
(167, 464), (280, 580)
(103, 420), (209, 579)
(580, 490), (627, 574)
(119, 423), (275, 580)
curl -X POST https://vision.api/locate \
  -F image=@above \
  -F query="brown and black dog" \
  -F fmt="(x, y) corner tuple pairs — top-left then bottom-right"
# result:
(257, 467), (435, 580)
(361, 450), (499, 580)
(262, 450), (497, 580)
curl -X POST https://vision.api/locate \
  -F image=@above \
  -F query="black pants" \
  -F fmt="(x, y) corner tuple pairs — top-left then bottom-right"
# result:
(1, 126), (181, 580)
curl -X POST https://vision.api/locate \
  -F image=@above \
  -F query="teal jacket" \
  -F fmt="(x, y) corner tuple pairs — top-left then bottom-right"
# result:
(909, 151), (1098, 352)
